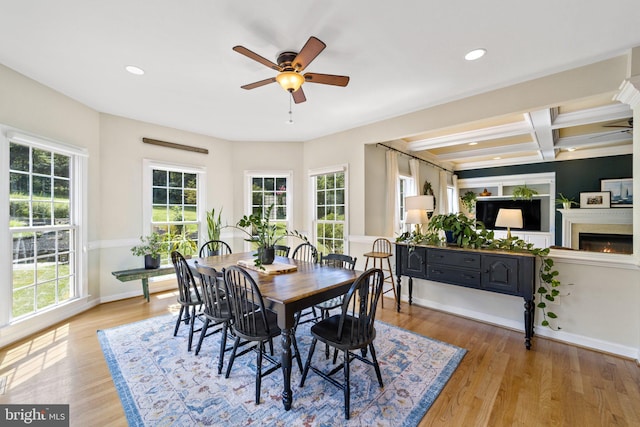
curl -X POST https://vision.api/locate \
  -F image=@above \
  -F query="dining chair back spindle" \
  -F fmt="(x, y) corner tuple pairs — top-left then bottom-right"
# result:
(171, 251), (203, 351)
(199, 240), (232, 258)
(273, 244), (291, 257)
(291, 242), (319, 264)
(299, 268), (385, 419)
(194, 263), (233, 374)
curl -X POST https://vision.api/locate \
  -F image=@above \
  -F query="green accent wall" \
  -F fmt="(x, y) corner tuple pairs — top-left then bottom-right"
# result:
(456, 155), (633, 245)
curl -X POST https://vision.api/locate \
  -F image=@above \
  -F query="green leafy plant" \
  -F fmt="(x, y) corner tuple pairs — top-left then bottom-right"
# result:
(130, 232), (165, 258)
(167, 230), (197, 257)
(555, 193), (578, 208)
(427, 213), (489, 248)
(231, 204), (307, 269)
(460, 190), (477, 213)
(512, 184), (539, 200)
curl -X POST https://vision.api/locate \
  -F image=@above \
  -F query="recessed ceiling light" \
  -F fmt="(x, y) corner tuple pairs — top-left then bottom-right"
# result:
(567, 147), (576, 152)
(469, 142), (478, 146)
(493, 156), (501, 160)
(125, 65), (145, 75)
(465, 48), (487, 61)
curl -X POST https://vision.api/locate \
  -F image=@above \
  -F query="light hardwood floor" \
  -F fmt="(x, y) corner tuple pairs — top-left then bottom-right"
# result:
(1, 291), (639, 426)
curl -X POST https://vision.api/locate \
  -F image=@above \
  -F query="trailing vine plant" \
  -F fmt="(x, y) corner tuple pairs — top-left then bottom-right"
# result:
(396, 215), (568, 330)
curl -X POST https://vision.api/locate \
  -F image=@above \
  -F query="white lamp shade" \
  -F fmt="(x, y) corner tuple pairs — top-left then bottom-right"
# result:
(405, 209), (429, 225)
(495, 208), (523, 229)
(405, 195), (435, 211)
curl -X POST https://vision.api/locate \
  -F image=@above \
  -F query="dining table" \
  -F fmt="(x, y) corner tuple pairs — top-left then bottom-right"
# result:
(191, 251), (360, 411)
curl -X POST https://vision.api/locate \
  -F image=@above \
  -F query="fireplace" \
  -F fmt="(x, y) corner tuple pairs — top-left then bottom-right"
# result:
(579, 233), (633, 254)
(559, 208), (633, 252)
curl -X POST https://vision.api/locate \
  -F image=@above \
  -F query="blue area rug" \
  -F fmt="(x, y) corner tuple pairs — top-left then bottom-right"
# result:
(98, 314), (466, 426)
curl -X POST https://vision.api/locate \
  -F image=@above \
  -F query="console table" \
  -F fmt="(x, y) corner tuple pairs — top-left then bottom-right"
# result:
(395, 243), (536, 349)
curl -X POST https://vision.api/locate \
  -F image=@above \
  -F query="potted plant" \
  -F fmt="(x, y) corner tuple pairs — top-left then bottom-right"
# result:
(460, 190), (477, 213)
(512, 184), (538, 200)
(131, 232), (165, 269)
(168, 229), (197, 258)
(427, 212), (487, 247)
(233, 204), (307, 268)
(555, 193), (578, 209)
(206, 207), (224, 253)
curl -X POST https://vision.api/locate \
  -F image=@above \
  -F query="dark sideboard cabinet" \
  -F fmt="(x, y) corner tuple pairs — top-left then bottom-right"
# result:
(395, 244), (535, 349)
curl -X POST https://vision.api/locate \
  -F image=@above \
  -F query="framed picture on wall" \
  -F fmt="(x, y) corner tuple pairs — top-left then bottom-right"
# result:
(580, 191), (611, 209)
(600, 178), (633, 207)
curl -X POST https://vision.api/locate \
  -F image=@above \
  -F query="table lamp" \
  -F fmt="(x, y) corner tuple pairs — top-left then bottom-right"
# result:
(405, 195), (435, 233)
(495, 208), (523, 239)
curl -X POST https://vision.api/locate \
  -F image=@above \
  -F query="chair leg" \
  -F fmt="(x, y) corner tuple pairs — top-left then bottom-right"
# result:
(187, 306), (197, 351)
(217, 322), (228, 375)
(225, 336), (241, 379)
(256, 341), (263, 404)
(194, 318), (210, 355)
(369, 343), (384, 387)
(343, 349), (351, 420)
(174, 306), (185, 336)
(299, 338), (318, 387)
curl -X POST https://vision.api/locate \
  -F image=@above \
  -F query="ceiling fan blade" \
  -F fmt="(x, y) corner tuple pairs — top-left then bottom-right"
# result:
(603, 118), (633, 128)
(292, 36), (326, 71)
(292, 87), (306, 104)
(241, 77), (276, 90)
(303, 72), (350, 87)
(233, 46), (281, 71)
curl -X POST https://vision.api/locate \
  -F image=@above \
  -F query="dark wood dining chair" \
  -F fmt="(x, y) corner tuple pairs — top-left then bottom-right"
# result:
(273, 244), (291, 257)
(299, 268), (385, 420)
(171, 251), (203, 351)
(194, 262), (233, 374)
(223, 265), (302, 404)
(198, 240), (232, 258)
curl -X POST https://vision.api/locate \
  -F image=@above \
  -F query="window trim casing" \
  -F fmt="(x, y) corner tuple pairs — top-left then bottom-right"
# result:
(243, 170), (293, 251)
(142, 159), (207, 256)
(1, 127), (89, 326)
(308, 164), (349, 254)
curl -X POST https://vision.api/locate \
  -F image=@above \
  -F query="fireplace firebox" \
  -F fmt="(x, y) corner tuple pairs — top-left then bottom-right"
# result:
(579, 233), (633, 254)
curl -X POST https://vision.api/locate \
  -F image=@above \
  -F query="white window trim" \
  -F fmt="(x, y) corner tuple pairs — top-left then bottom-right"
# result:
(308, 164), (349, 254)
(142, 159), (207, 243)
(1, 126), (89, 328)
(243, 170), (293, 251)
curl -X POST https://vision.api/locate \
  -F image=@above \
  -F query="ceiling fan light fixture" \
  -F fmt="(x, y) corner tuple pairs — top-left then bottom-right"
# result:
(276, 71), (304, 92)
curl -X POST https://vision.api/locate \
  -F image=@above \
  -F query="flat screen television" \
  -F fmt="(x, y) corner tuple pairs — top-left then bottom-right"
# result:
(475, 199), (542, 231)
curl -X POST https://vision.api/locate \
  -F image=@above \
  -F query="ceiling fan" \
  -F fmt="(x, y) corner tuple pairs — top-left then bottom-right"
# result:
(602, 118), (633, 135)
(232, 36), (350, 104)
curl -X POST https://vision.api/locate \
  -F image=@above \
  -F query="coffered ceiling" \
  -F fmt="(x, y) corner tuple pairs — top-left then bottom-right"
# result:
(401, 94), (634, 170)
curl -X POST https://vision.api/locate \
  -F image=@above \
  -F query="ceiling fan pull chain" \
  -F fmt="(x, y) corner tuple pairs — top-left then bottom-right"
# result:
(287, 93), (294, 124)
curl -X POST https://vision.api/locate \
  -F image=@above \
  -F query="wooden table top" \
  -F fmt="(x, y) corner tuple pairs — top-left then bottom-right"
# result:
(192, 252), (359, 306)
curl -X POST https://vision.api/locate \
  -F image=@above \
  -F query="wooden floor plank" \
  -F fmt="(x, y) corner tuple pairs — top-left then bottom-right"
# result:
(1, 292), (639, 426)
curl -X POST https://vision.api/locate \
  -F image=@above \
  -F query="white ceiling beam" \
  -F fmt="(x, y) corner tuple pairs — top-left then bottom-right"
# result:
(528, 108), (557, 160)
(407, 118), (532, 151)
(453, 154), (544, 171)
(551, 103), (632, 129)
(436, 142), (540, 161)
(556, 131), (632, 148)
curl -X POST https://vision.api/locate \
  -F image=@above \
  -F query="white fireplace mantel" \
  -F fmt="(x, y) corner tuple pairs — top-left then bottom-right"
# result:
(558, 208), (633, 248)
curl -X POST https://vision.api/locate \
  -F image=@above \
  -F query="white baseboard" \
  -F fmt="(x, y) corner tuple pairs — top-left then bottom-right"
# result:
(403, 294), (639, 361)
(100, 281), (178, 304)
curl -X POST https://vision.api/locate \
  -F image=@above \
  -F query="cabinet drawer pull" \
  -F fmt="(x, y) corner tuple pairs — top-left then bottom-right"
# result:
(432, 269), (444, 275)
(462, 274), (476, 279)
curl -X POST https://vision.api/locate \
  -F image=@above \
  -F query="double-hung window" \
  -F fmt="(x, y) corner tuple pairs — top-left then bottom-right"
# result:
(398, 175), (414, 231)
(4, 131), (87, 323)
(311, 166), (347, 254)
(144, 160), (204, 262)
(244, 171), (291, 249)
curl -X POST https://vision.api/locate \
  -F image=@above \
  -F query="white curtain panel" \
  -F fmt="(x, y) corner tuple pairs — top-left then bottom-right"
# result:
(438, 170), (449, 214)
(409, 158), (420, 196)
(452, 174), (460, 213)
(385, 150), (399, 237)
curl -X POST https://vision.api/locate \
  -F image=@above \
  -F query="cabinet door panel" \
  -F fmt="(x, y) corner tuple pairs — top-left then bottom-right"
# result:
(481, 255), (519, 294)
(398, 246), (427, 279)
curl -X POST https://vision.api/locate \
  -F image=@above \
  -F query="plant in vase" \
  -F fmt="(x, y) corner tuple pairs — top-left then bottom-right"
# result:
(131, 232), (165, 269)
(555, 193), (578, 209)
(427, 212), (489, 248)
(233, 204), (307, 269)
(512, 184), (539, 200)
(460, 190), (477, 214)
(205, 207), (224, 253)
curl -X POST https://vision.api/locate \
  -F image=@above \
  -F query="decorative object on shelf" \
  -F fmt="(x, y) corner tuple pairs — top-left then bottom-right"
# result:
(396, 213), (569, 331)
(233, 204), (307, 269)
(512, 184), (538, 200)
(130, 232), (165, 269)
(580, 191), (611, 209)
(404, 195), (435, 233)
(495, 208), (523, 239)
(479, 188), (492, 196)
(460, 191), (477, 213)
(422, 180), (436, 217)
(600, 178), (633, 208)
(555, 193), (578, 209)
